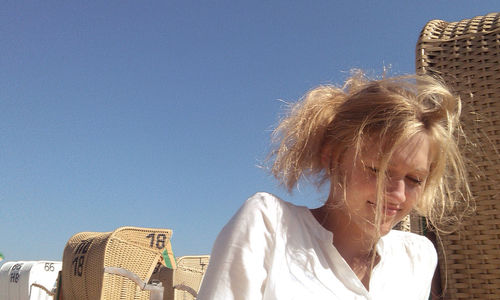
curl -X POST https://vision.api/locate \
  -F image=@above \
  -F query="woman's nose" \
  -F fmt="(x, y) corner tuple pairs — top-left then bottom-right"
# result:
(386, 178), (406, 203)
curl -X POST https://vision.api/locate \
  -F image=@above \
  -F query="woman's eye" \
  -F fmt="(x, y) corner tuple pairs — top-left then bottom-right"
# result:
(365, 166), (379, 173)
(406, 176), (423, 185)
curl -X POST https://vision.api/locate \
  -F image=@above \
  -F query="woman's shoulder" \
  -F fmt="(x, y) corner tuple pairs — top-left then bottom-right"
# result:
(246, 191), (282, 204)
(231, 192), (307, 229)
(242, 192), (295, 214)
(382, 230), (437, 264)
(384, 230), (435, 249)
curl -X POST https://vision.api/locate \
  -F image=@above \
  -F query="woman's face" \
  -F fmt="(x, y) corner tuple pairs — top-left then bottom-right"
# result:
(333, 132), (432, 237)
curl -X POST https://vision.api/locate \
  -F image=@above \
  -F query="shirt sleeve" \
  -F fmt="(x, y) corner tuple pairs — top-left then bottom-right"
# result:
(197, 193), (279, 300)
(405, 233), (438, 300)
(422, 236), (438, 299)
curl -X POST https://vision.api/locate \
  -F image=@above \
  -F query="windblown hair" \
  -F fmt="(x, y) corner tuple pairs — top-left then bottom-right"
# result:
(270, 71), (471, 231)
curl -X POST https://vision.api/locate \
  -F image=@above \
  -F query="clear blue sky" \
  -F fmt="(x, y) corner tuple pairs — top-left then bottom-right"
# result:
(1, 1), (497, 263)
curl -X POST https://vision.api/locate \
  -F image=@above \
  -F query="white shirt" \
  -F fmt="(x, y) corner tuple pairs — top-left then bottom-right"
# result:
(198, 192), (437, 300)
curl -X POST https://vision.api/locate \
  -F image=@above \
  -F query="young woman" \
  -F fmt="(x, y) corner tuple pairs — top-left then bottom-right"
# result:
(197, 72), (470, 299)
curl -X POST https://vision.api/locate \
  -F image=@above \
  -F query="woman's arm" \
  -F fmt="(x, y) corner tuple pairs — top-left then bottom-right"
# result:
(197, 193), (278, 300)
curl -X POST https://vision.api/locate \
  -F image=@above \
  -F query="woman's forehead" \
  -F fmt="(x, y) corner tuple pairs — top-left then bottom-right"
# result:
(360, 133), (433, 171)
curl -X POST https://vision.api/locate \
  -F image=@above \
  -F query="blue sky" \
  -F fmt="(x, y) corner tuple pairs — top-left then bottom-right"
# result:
(1, 1), (498, 263)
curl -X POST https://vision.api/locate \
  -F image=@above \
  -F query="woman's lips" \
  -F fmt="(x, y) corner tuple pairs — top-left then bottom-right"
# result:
(367, 201), (401, 216)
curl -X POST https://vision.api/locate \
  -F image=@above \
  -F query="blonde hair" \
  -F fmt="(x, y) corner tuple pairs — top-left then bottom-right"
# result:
(270, 71), (471, 230)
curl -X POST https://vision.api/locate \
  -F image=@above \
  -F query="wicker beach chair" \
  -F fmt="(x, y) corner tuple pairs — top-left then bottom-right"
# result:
(61, 226), (173, 300)
(416, 12), (500, 299)
(0, 261), (62, 300)
(150, 255), (210, 300)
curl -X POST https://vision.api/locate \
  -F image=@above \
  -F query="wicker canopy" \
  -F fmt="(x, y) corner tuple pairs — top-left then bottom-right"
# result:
(61, 226), (173, 300)
(416, 12), (500, 299)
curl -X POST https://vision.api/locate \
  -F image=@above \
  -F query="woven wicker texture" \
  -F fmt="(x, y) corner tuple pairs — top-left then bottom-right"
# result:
(416, 12), (500, 299)
(173, 256), (209, 300)
(150, 255), (209, 300)
(61, 226), (172, 300)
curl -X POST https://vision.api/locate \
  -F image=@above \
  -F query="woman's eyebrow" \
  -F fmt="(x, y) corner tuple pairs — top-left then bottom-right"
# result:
(392, 165), (430, 177)
(412, 168), (430, 177)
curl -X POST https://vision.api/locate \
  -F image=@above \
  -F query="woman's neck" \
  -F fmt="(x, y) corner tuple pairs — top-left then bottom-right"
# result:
(310, 203), (380, 290)
(312, 204), (376, 254)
